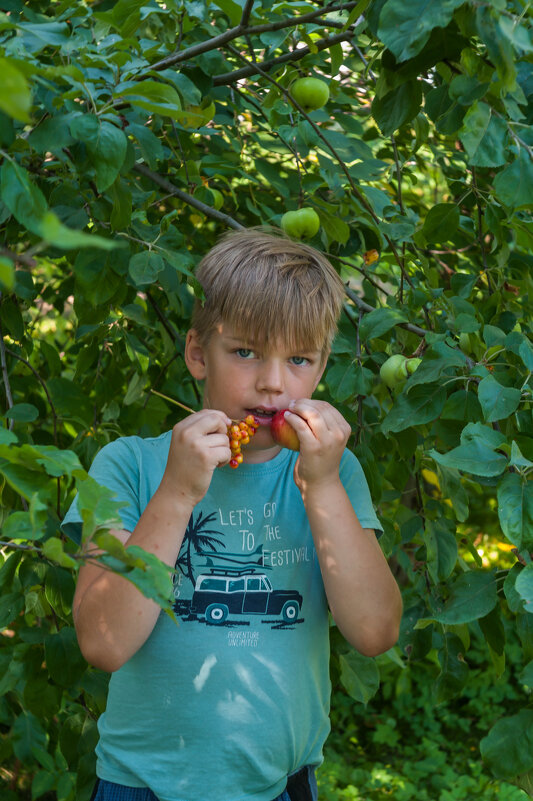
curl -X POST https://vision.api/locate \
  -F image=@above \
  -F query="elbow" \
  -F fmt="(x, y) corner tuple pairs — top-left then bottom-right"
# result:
(76, 629), (127, 673)
(353, 623), (401, 657)
(338, 602), (403, 657)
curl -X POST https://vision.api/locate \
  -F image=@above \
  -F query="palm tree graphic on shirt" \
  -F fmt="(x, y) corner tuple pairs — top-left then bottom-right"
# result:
(175, 511), (226, 589)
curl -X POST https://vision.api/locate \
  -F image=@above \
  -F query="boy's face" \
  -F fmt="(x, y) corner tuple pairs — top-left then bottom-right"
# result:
(185, 323), (327, 463)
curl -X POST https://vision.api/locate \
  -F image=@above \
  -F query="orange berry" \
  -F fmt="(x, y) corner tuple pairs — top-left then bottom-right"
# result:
(235, 452), (244, 464)
(230, 439), (241, 452)
(240, 434), (250, 445)
(229, 458), (239, 469)
(239, 421), (248, 430)
(230, 425), (241, 438)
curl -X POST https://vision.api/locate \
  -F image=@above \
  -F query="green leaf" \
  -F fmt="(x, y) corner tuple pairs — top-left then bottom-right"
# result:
(430, 422), (508, 477)
(377, 0), (464, 61)
(382, 384), (446, 434)
(0, 58), (31, 122)
(475, 6), (517, 92)
(425, 520), (458, 583)
(434, 633), (469, 703)
(339, 650), (380, 705)
(103, 545), (174, 610)
(421, 203), (460, 243)
(497, 474), (533, 551)
(459, 102), (508, 167)
(42, 538), (78, 570)
(406, 341), (466, 390)
(38, 211), (117, 251)
(326, 360), (373, 402)
(359, 307), (408, 341)
(515, 564), (533, 613)
(117, 80), (182, 120)
(123, 371), (147, 406)
(5, 403), (38, 422)
(44, 627), (86, 687)
(129, 251), (165, 287)
(478, 374), (521, 422)
(430, 570), (498, 624)
(372, 81), (422, 136)
(11, 711), (48, 762)
(0, 590), (25, 628)
(0, 160), (47, 235)
(480, 710), (533, 779)
(76, 475), (128, 543)
(0, 256), (14, 290)
(493, 150), (533, 210)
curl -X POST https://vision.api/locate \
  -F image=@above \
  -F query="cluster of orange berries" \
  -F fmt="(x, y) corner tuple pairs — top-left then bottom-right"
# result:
(227, 414), (260, 468)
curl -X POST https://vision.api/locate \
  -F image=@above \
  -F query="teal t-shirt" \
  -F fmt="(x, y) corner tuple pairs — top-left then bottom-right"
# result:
(63, 432), (382, 801)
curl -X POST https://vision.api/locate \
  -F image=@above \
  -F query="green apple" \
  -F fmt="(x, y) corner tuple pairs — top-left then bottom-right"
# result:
(291, 77), (330, 112)
(281, 208), (320, 239)
(380, 354), (408, 389)
(405, 357), (422, 375)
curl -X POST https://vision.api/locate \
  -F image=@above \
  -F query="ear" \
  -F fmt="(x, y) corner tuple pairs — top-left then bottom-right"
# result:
(184, 329), (207, 380)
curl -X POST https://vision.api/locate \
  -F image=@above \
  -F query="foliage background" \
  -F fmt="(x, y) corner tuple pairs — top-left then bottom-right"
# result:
(1, 0), (533, 798)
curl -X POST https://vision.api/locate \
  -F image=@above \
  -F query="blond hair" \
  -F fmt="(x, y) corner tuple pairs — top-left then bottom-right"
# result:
(191, 228), (344, 359)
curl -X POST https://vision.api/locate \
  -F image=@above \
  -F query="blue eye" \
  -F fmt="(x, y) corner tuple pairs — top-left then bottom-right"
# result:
(290, 356), (308, 366)
(236, 348), (255, 359)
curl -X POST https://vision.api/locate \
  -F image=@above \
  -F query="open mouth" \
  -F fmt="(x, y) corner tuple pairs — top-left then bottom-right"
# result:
(247, 407), (277, 425)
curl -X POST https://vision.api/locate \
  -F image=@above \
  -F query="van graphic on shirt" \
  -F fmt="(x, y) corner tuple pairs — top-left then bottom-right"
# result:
(174, 567), (303, 625)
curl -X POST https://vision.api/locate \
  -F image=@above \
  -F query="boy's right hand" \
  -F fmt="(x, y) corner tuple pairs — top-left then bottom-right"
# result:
(160, 409), (232, 505)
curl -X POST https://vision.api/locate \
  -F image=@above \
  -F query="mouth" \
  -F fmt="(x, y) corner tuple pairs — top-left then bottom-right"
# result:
(246, 407), (277, 425)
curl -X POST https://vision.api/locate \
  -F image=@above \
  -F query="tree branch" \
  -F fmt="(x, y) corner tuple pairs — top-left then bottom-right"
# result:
(133, 164), (244, 230)
(240, 0), (255, 27)
(214, 30), (353, 85)
(150, 2), (359, 72)
(343, 284), (427, 338)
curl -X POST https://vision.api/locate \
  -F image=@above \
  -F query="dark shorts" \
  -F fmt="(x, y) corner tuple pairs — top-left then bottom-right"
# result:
(90, 765), (318, 801)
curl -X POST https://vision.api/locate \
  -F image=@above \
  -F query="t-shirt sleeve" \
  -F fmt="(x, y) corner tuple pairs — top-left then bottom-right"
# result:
(339, 449), (383, 534)
(61, 437), (141, 544)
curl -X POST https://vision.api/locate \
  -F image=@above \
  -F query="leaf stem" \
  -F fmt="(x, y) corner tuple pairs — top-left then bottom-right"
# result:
(149, 389), (196, 414)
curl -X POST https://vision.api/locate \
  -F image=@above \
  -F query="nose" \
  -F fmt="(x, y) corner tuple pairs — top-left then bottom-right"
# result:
(256, 357), (284, 394)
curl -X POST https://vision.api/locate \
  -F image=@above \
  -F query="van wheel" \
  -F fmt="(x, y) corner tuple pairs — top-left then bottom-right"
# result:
(281, 601), (299, 622)
(205, 604), (229, 624)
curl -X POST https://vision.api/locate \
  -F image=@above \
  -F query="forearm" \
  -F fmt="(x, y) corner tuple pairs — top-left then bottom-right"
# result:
(74, 484), (194, 672)
(302, 479), (402, 655)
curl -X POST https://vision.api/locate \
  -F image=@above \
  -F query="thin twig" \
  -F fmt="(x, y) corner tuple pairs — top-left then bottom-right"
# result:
(133, 164), (244, 230)
(329, 253), (393, 296)
(145, 290), (183, 345)
(0, 300), (14, 431)
(5, 347), (59, 445)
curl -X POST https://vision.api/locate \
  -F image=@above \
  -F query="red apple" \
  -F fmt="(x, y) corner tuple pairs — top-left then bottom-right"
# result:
(270, 409), (300, 451)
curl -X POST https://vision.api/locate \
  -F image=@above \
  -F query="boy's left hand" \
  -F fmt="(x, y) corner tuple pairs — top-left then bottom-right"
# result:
(284, 400), (351, 489)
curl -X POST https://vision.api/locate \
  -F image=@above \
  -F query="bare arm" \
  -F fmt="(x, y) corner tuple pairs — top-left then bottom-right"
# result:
(73, 409), (231, 672)
(285, 401), (403, 655)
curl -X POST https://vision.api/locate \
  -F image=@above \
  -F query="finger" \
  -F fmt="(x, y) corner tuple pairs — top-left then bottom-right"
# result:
(288, 400), (335, 434)
(180, 409), (231, 435)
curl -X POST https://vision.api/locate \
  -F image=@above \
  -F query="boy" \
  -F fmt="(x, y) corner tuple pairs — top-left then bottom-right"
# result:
(63, 228), (402, 801)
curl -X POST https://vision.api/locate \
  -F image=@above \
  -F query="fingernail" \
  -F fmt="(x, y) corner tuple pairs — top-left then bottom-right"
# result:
(288, 400), (296, 409)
